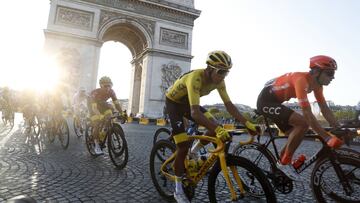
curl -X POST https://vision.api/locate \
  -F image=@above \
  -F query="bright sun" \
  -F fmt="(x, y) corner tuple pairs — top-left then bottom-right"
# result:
(1, 52), (60, 92)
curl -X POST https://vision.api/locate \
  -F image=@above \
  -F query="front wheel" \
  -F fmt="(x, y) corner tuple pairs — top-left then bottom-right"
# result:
(108, 125), (128, 169)
(58, 118), (70, 149)
(153, 127), (172, 145)
(311, 154), (360, 203)
(149, 139), (177, 201)
(208, 155), (277, 203)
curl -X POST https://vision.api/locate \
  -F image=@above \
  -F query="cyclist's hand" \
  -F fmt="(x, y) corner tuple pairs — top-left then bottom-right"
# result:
(245, 121), (258, 136)
(215, 126), (231, 142)
(326, 134), (344, 149)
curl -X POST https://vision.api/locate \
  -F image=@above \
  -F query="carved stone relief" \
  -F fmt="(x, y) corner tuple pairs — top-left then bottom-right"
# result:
(160, 62), (182, 98)
(55, 6), (94, 30)
(81, 0), (196, 26)
(99, 10), (155, 36)
(160, 28), (188, 49)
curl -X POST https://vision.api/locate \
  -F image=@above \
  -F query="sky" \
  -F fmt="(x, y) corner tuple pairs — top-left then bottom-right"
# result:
(0, 0), (359, 108)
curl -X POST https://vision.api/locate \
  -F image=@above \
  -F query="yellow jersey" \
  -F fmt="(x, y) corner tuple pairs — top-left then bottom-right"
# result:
(165, 69), (231, 105)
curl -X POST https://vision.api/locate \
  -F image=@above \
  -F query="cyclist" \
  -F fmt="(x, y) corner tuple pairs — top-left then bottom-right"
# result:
(165, 50), (258, 203)
(257, 55), (342, 180)
(72, 87), (88, 116)
(88, 76), (125, 155)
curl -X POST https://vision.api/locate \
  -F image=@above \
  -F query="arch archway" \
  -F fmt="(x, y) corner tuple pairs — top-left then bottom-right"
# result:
(44, 0), (200, 117)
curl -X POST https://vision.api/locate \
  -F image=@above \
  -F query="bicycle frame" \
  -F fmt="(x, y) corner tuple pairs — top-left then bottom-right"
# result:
(256, 115), (358, 195)
(160, 134), (252, 201)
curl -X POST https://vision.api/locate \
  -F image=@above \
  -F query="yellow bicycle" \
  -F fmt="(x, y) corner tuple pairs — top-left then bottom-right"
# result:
(150, 130), (277, 202)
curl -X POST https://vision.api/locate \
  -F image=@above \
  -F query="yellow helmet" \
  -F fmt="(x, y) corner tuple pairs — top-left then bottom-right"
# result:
(206, 50), (232, 70)
(99, 76), (113, 86)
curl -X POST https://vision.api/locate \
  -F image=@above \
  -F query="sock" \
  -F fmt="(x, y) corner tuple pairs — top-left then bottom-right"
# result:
(280, 150), (293, 165)
(175, 176), (184, 194)
(190, 140), (204, 154)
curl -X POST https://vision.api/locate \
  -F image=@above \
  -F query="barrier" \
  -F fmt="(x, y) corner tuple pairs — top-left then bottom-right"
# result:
(139, 118), (149, 125)
(156, 119), (167, 126)
(127, 117), (133, 123)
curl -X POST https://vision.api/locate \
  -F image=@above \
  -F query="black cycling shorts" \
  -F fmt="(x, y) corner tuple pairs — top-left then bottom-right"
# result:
(165, 97), (207, 136)
(256, 86), (294, 133)
(88, 100), (113, 116)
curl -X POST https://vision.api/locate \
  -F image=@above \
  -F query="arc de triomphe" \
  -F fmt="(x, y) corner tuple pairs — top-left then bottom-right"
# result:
(44, 0), (200, 117)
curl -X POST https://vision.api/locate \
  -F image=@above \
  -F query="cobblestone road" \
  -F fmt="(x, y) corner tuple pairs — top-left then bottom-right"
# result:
(0, 113), (359, 202)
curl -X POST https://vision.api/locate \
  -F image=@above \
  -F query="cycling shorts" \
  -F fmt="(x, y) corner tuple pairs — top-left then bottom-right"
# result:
(165, 97), (210, 140)
(257, 86), (294, 133)
(88, 100), (112, 121)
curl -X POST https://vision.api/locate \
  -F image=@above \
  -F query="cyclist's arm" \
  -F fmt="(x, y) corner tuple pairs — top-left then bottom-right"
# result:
(224, 101), (248, 124)
(190, 105), (218, 132)
(302, 106), (329, 139)
(318, 102), (338, 127)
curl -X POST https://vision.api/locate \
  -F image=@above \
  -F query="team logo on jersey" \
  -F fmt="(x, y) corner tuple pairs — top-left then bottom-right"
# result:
(262, 106), (281, 115)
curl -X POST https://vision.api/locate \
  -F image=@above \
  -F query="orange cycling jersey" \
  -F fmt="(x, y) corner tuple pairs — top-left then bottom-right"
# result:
(266, 72), (326, 107)
(166, 69), (231, 106)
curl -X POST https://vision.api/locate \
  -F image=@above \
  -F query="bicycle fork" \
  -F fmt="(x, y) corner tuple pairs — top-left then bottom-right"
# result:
(218, 152), (246, 201)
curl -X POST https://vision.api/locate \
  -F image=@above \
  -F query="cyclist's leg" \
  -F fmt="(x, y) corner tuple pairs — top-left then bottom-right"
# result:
(166, 98), (191, 201)
(189, 109), (215, 153)
(283, 112), (309, 163)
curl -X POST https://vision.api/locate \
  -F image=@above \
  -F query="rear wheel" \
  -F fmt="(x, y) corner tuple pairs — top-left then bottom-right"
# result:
(311, 154), (360, 203)
(108, 124), (128, 169)
(149, 139), (176, 201)
(208, 155), (277, 203)
(58, 118), (70, 149)
(85, 125), (97, 156)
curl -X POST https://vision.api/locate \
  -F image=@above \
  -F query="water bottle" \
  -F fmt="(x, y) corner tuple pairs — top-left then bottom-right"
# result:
(292, 154), (306, 169)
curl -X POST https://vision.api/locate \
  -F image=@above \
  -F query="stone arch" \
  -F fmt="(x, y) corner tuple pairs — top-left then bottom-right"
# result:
(97, 17), (153, 56)
(44, 0), (200, 117)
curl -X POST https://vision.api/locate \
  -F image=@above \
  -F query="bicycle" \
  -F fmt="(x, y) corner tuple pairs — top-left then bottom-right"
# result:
(153, 121), (202, 145)
(85, 111), (128, 169)
(150, 130), (277, 202)
(233, 111), (360, 202)
(43, 111), (70, 149)
(73, 104), (89, 138)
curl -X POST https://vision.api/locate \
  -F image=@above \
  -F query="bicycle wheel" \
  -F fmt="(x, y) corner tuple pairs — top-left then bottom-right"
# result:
(149, 139), (177, 201)
(58, 118), (70, 149)
(33, 116), (41, 136)
(85, 124), (97, 156)
(108, 124), (128, 169)
(153, 127), (172, 145)
(233, 143), (293, 194)
(311, 154), (360, 203)
(44, 121), (55, 143)
(73, 116), (83, 138)
(208, 155), (277, 203)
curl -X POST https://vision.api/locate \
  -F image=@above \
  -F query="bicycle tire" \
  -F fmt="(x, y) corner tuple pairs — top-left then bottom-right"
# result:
(233, 142), (294, 194)
(208, 155), (277, 203)
(58, 118), (70, 149)
(149, 139), (177, 201)
(85, 124), (97, 156)
(73, 116), (82, 138)
(311, 153), (360, 203)
(153, 127), (171, 145)
(108, 124), (128, 169)
(45, 121), (55, 143)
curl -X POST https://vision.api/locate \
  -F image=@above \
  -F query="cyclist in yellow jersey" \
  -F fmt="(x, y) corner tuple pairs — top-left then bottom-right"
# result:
(165, 50), (258, 203)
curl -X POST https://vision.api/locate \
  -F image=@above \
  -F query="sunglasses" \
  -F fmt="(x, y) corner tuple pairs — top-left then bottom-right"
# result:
(209, 65), (229, 76)
(323, 70), (335, 77)
(103, 84), (112, 88)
